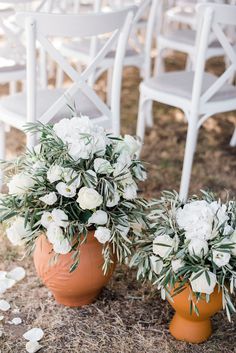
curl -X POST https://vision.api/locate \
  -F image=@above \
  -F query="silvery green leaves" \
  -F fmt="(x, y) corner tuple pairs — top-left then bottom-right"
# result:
(0, 117), (149, 274)
(130, 190), (236, 321)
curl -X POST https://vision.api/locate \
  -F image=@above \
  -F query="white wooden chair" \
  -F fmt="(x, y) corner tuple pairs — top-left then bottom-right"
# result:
(156, 0), (227, 74)
(0, 7), (135, 186)
(137, 3), (236, 200)
(57, 0), (154, 110)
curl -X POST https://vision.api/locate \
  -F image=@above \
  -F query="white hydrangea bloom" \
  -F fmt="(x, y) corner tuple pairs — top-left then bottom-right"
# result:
(171, 258), (185, 273)
(106, 192), (120, 208)
(176, 201), (215, 240)
(94, 158), (113, 175)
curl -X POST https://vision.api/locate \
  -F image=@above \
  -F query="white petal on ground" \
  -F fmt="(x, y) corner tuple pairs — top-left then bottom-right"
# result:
(0, 271), (7, 279)
(0, 300), (11, 311)
(0, 315), (4, 321)
(26, 341), (42, 353)
(23, 328), (44, 342)
(9, 317), (22, 325)
(7, 267), (26, 282)
(0, 330), (3, 338)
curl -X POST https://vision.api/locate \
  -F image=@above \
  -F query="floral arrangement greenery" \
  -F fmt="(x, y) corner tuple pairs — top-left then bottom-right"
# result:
(130, 190), (236, 320)
(0, 116), (149, 273)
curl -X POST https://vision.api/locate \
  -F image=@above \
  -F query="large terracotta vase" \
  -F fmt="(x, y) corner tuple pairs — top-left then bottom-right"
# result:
(167, 284), (223, 343)
(33, 231), (116, 307)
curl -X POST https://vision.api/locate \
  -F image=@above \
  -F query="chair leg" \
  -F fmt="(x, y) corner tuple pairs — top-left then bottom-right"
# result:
(136, 94), (149, 142)
(145, 100), (153, 128)
(107, 67), (113, 107)
(56, 65), (64, 88)
(179, 120), (199, 201)
(230, 127), (236, 147)
(0, 123), (6, 190)
(154, 48), (165, 76)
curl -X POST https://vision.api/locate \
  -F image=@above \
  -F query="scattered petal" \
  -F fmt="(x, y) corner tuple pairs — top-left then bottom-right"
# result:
(23, 328), (44, 342)
(0, 315), (4, 321)
(9, 317), (22, 325)
(0, 300), (10, 312)
(26, 341), (42, 353)
(0, 278), (16, 294)
(7, 267), (26, 282)
(0, 330), (3, 338)
(0, 271), (7, 279)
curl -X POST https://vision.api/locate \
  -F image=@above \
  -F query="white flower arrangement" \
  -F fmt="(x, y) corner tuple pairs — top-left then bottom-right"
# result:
(130, 191), (236, 320)
(0, 116), (148, 273)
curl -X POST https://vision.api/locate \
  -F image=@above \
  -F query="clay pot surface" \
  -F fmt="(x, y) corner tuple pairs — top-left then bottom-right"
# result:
(167, 283), (223, 343)
(33, 231), (116, 307)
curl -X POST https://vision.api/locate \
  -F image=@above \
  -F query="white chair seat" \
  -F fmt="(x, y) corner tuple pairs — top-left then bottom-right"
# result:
(141, 71), (236, 112)
(159, 29), (224, 56)
(0, 88), (103, 129)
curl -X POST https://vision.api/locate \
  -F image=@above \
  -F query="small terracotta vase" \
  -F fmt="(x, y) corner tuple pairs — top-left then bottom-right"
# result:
(167, 284), (223, 343)
(33, 231), (116, 307)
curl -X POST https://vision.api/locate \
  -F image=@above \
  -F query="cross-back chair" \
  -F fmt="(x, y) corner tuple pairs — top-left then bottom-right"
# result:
(0, 7), (135, 187)
(137, 3), (236, 200)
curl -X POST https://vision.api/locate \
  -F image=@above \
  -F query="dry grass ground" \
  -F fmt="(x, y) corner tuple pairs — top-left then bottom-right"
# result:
(0, 54), (236, 352)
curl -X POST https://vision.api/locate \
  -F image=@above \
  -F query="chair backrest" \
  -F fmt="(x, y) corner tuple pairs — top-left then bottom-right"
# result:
(15, 8), (135, 135)
(44, 0), (102, 13)
(142, 0), (164, 80)
(190, 3), (236, 116)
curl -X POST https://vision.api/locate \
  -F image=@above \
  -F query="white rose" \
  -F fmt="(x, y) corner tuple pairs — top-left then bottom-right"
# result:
(39, 192), (57, 205)
(46, 224), (64, 244)
(8, 173), (35, 195)
(94, 158), (113, 175)
(106, 192), (120, 208)
(153, 234), (174, 258)
(123, 183), (138, 200)
(6, 217), (31, 246)
(94, 227), (111, 244)
(230, 231), (236, 256)
(56, 182), (77, 198)
(47, 165), (64, 183)
(53, 238), (71, 255)
(132, 165), (147, 181)
(77, 187), (103, 210)
(188, 238), (209, 258)
(209, 201), (229, 227)
(190, 270), (217, 295)
(176, 201), (214, 240)
(88, 210), (108, 225)
(171, 258), (185, 273)
(150, 255), (163, 275)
